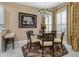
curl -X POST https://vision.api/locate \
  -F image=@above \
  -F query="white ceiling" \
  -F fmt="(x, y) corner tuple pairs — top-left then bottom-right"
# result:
(16, 2), (65, 9)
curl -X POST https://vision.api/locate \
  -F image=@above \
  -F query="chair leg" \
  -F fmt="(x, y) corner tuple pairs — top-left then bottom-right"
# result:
(5, 39), (7, 51)
(12, 38), (14, 49)
(42, 46), (44, 57)
(52, 43), (54, 56)
(61, 44), (63, 51)
(28, 43), (31, 52)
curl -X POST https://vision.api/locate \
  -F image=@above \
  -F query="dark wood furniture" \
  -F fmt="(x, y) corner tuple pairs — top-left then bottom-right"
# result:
(51, 30), (57, 38)
(26, 30), (33, 50)
(2, 35), (14, 51)
(54, 32), (65, 50)
(37, 34), (42, 39)
(26, 30), (40, 52)
(4, 38), (14, 51)
(40, 33), (55, 57)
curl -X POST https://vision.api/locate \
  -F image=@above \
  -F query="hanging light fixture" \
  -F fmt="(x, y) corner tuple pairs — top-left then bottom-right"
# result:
(38, 9), (51, 15)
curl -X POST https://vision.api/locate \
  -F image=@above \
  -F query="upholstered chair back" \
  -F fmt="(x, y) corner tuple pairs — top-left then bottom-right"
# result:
(60, 32), (65, 43)
(42, 33), (54, 40)
(51, 30), (57, 38)
(26, 30), (33, 39)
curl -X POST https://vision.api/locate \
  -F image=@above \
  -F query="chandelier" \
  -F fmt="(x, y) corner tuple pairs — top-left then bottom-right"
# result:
(38, 9), (51, 15)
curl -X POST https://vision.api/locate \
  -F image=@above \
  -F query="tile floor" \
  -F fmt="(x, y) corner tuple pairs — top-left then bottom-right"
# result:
(0, 40), (79, 57)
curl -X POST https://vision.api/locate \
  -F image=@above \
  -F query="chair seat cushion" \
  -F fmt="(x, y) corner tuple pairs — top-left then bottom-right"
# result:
(4, 33), (15, 38)
(31, 36), (40, 43)
(54, 38), (61, 43)
(40, 41), (53, 46)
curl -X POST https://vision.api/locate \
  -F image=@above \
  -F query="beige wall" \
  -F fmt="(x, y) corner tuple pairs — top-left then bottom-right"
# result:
(1, 3), (42, 41)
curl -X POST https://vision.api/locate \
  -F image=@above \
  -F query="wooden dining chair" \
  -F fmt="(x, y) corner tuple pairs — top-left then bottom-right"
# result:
(26, 30), (40, 51)
(40, 33), (54, 57)
(54, 32), (65, 50)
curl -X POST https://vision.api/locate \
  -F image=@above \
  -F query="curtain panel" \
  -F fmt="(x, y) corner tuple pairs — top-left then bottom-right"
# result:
(66, 3), (72, 45)
(67, 2), (79, 51)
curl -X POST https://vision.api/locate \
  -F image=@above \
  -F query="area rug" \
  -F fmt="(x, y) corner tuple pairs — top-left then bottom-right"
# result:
(22, 43), (68, 57)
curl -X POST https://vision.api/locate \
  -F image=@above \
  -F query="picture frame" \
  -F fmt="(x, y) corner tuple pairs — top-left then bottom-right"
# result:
(19, 12), (37, 28)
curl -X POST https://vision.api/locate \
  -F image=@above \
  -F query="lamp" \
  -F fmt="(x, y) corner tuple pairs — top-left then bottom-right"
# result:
(38, 9), (51, 15)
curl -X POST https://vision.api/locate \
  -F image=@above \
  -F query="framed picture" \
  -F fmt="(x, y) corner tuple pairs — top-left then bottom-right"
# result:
(19, 12), (37, 28)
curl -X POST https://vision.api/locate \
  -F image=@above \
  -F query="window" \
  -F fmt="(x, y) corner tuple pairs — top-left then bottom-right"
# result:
(45, 14), (52, 32)
(56, 9), (67, 33)
(0, 6), (5, 31)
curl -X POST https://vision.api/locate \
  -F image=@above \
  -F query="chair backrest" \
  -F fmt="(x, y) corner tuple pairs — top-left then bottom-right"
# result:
(28, 30), (33, 35)
(26, 31), (30, 40)
(42, 33), (54, 41)
(60, 32), (65, 43)
(26, 30), (33, 40)
(42, 33), (54, 46)
(51, 30), (57, 38)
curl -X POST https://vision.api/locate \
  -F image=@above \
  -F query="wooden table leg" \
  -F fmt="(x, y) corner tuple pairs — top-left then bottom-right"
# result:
(42, 40), (44, 57)
(5, 39), (8, 51)
(12, 38), (14, 49)
(42, 46), (44, 57)
(52, 44), (54, 56)
(52, 40), (54, 56)
(5, 39), (7, 51)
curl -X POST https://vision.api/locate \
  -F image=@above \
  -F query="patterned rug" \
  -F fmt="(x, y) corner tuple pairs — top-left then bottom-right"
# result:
(22, 43), (68, 57)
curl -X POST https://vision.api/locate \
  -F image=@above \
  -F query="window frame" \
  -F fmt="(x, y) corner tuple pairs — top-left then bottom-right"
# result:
(0, 6), (5, 31)
(56, 9), (67, 34)
(45, 14), (52, 32)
